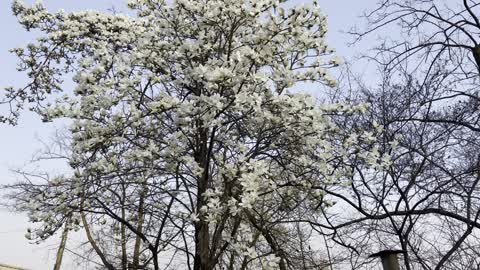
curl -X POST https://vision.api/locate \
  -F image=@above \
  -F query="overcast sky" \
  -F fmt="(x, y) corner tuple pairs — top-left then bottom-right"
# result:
(0, 1), (376, 269)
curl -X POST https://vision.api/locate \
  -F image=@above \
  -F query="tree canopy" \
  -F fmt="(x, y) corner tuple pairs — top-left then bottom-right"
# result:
(2, 1), (386, 269)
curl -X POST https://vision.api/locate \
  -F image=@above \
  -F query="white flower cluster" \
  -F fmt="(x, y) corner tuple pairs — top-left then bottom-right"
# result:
(200, 188), (223, 224)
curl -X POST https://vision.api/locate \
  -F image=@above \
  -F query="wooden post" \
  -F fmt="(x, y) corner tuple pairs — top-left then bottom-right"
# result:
(369, 250), (405, 270)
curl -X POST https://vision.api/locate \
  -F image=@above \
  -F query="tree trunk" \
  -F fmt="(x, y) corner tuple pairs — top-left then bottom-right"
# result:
(472, 45), (480, 74)
(132, 189), (146, 269)
(81, 211), (115, 270)
(53, 216), (71, 270)
(121, 187), (128, 270)
(194, 128), (211, 270)
(194, 221), (211, 270)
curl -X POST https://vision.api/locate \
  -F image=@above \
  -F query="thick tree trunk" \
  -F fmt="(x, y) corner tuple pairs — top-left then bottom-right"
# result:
(194, 221), (211, 270)
(194, 127), (211, 270)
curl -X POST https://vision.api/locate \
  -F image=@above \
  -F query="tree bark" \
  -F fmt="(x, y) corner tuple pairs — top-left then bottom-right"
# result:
(121, 187), (128, 270)
(193, 127), (211, 270)
(81, 211), (116, 270)
(132, 189), (146, 269)
(53, 216), (72, 270)
(472, 45), (480, 74)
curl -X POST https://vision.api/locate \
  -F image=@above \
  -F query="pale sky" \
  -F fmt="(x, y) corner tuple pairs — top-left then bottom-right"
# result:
(0, 1), (376, 269)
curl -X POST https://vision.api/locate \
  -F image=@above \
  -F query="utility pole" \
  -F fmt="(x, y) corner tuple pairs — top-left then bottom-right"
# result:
(369, 250), (405, 270)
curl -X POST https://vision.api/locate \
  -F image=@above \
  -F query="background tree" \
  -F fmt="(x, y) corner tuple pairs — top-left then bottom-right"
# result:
(316, 64), (480, 270)
(349, 0), (480, 136)
(351, 0), (480, 79)
(310, 1), (480, 268)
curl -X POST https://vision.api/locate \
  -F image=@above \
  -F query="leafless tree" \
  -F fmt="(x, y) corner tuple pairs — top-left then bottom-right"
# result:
(315, 2), (480, 268)
(314, 62), (480, 270)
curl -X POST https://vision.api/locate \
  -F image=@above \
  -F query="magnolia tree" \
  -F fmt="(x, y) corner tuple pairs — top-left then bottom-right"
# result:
(3, 0), (387, 269)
